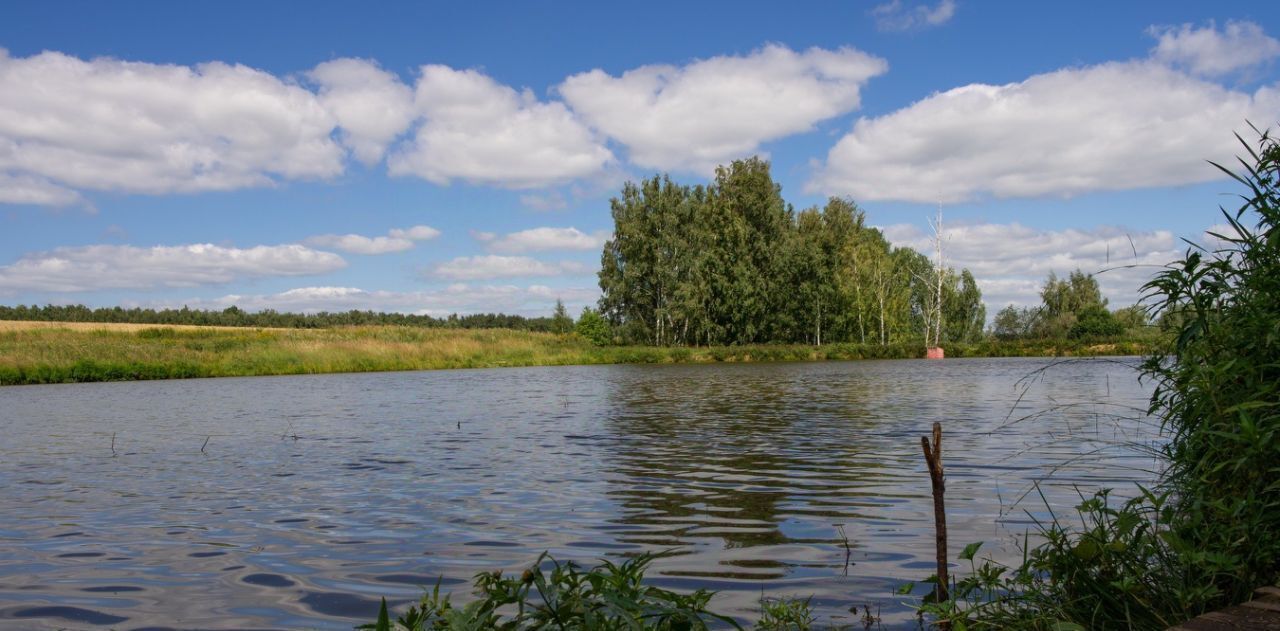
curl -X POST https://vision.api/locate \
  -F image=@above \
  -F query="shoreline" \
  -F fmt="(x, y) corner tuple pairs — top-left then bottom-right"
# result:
(0, 321), (1153, 386)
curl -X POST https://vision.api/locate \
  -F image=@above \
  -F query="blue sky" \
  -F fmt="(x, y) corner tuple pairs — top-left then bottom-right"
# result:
(1, 1), (1278, 317)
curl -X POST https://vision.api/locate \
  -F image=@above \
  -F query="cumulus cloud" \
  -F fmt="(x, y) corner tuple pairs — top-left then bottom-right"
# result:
(388, 65), (613, 188)
(880, 222), (1180, 308)
(1150, 20), (1280, 76)
(308, 58), (416, 164)
(871, 0), (957, 32)
(811, 59), (1280, 202)
(559, 44), (887, 174)
(0, 243), (345, 293)
(431, 255), (591, 280)
(164, 283), (599, 317)
(485, 227), (608, 254)
(0, 49), (346, 204)
(305, 224), (440, 254)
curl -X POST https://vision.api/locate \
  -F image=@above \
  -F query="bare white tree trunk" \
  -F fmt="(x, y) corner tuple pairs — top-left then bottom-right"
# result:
(929, 206), (946, 348)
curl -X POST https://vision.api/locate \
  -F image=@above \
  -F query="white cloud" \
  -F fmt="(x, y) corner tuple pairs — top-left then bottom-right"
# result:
(389, 225), (441, 240)
(559, 44), (887, 174)
(165, 284), (599, 317)
(1150, 20), (1280, 77)
(880, 222), (1180, 308)
(305, 224), (440, 254)
(871, 0), (957, 32)
(388, 65), (613, 188)
(432, 255), (591, 280)
(811, 60), (1280, 202)
(0, 243), (345, 293)
(485, 227), (608, 254)
(0, 49), (346, 203)
(0, 173), (87, 207)
(308, 58), (416, 164)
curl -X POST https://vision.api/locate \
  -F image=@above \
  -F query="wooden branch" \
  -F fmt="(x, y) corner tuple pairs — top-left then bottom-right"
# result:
(921, 421), (949, 606)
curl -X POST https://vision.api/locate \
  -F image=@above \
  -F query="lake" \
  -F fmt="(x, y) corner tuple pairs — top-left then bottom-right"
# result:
(0, 357), (1160, 629)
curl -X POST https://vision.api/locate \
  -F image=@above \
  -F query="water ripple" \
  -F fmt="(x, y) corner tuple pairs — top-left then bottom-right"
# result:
(0, 357), (1159, 629)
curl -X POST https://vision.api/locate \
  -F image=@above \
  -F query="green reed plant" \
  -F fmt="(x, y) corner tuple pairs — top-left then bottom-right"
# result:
(1140, 127), (1280, 609)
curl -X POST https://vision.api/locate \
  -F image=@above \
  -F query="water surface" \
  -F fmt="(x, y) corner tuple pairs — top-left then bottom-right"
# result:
(0, 357), (1160, 629)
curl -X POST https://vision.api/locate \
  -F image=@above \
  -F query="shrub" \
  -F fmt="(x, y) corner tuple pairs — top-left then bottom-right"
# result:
(360, 552), (738, 631)
(1068, 305), (1124, 339)
(575, 307), (612, 346)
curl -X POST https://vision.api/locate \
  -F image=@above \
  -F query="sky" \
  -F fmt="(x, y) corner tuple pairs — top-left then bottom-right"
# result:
(1, 1), (1278, 318)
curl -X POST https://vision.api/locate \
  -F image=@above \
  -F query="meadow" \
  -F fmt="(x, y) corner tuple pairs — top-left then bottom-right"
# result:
(0, 320), (1149, 386)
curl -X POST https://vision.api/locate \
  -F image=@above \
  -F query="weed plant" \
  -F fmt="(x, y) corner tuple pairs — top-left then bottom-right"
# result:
(359, 552), (738, 631)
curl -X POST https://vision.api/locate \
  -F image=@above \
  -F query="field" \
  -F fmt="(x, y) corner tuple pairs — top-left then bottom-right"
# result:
(0, 321), (1152, 386)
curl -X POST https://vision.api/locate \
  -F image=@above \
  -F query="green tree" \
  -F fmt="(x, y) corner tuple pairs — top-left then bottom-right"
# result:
(574, 307), (611, 346)
(990, 305), (1039, 340)
(943, 269), (986, 343)
(1112, 304), (1148, 332)
(1037, 269), (1107, 337)
(551, 299), (573, 334)
(1067, 304), (1123, 339)
(703, 157), (792, 345)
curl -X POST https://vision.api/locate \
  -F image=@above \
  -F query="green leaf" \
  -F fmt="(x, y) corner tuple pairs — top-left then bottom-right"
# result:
(375, 597), (390, 631)
(960, 541), (984, 561)
(1050, 622), (1088, 631)
(1072, 540), (1100, 561)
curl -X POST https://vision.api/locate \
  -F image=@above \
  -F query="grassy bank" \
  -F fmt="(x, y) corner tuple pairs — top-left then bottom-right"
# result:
(0, 320), (1153, 386)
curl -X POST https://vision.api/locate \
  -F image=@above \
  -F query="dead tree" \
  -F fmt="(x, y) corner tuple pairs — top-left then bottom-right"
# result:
(921, 421), (949, 604)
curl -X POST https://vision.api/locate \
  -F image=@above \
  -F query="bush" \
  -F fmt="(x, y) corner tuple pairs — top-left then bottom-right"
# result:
(360, 552), (738, 631)
(1068, 305), (1124, 339)
(574, 307), (611, 346)
(1141, 128), (1280, 608)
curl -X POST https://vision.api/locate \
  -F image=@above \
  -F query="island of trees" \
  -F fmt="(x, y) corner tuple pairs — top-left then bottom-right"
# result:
(597, 157), (984, 347)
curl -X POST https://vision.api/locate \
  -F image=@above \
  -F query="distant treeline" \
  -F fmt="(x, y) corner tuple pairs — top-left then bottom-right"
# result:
(599, 157), (984, 346)
(0, 303), (560, 332)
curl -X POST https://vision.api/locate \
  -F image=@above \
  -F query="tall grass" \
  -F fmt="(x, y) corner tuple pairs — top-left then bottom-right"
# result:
(0, 322), (1152, 386)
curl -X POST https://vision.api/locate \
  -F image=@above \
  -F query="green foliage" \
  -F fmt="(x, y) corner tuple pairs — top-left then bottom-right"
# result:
(359, 552), (740, 631)
(1111, 305), (1148, 332)
(911, 489), (1181, 630)
(598, 158), (982, 347)
(574, 307), (611, 346)
(551, 299), (574, 335)
(0, 303), (566, 332)
(944, 270), (986, 344)
(991, 305), (1039, 341)
(1140, 127), (1280, 608)
(1041, 270), (1106, 319)
(755, 597), (815, 630)
(1068, 305), (1124, 339)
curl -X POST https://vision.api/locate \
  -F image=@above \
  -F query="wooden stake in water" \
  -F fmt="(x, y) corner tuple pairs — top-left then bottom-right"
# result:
(921, 422), (949, 605)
